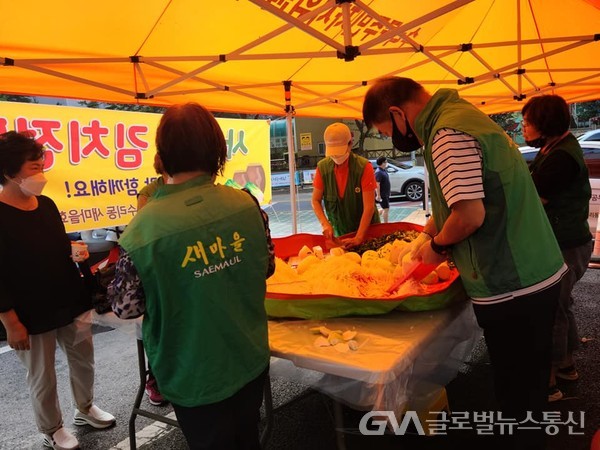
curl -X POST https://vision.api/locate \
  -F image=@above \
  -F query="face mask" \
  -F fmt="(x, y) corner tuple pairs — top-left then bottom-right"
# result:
(331, 153), (349, 165)
(12, 172), (48, 196)
(390, 112), (421, 152)
(525, 137), (547, 149)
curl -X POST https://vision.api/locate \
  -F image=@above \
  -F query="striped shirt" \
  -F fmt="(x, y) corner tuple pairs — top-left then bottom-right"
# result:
(432, 128), (567, 304)
(432, 128), (484, 207)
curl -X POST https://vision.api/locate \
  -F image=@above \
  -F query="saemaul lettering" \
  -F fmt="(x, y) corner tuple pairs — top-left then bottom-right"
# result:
(193, 255), (242, 278)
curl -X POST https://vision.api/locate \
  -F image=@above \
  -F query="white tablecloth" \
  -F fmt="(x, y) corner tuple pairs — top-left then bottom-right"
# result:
(268, 301), (481, 413)
(91, 301), (481, 415)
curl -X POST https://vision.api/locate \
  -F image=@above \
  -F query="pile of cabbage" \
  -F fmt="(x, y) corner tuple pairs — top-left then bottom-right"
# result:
(267, 232), (453, 299)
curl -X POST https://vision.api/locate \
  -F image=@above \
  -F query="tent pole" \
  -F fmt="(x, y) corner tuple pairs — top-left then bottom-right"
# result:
(341, 2), (352, 47)
(286, 112), (298, 235)
(284, 81), (298, 234)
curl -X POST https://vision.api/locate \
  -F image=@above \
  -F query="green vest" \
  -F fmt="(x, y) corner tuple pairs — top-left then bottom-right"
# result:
(529, 133), (592, 248)
(318, 153), (380, 236)
(416, 89), (564, 298)
(119, 175), (270, 406)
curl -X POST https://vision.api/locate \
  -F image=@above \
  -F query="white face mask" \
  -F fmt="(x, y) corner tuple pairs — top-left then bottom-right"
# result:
(11, 172), (48, 196)
(331, 153), (349, 165)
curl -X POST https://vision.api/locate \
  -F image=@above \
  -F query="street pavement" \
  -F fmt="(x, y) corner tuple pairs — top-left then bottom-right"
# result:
(1, 188), (598, 449)
(265, 187), (427, 237)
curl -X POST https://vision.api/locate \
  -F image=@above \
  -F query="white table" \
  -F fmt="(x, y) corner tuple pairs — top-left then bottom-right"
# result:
(93, 301), (480, 448)
(267, 301), (481, 446)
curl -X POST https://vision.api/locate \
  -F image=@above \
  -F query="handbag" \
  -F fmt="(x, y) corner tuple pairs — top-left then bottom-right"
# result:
(79, 246), (120, 314)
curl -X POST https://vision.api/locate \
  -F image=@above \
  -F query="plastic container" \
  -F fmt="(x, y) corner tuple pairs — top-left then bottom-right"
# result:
(266, 222), (467, 319)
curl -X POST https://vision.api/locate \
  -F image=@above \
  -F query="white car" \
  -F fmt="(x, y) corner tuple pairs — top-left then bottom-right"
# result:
(577, 129), (600, 142)
(519, 142), (600, 178)
(519, 145), (538, 165)
(370, 159), (425, 202)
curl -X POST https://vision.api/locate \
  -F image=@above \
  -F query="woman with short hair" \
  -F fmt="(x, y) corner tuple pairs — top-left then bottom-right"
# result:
(109, 103), (275, 449)
(522, 95), (593, 402)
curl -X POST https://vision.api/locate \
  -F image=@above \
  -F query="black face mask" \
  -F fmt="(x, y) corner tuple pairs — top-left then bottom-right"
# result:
(525, 137), (547, 148)
(390, 112), (421, 152)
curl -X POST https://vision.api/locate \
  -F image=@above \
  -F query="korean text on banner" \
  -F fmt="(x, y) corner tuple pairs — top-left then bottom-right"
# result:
(0, 102), (270, 232)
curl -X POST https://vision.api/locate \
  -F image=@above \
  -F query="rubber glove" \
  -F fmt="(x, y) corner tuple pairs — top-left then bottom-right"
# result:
(408, 232), (433, 259)
(393, 232), (429, 266)
(321, 222), (334, 241)
(398, 233), (431, 264)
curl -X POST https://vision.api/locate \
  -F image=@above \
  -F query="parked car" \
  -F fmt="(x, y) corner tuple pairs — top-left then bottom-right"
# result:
(519, 146), (538, 165)
(370, 159), (425, 202)
(519, 141), (600, 178)
(577, 129), (600, 143)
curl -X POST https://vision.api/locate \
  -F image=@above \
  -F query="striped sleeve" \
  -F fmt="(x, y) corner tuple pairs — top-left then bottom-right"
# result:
(431, 128), (484, 207)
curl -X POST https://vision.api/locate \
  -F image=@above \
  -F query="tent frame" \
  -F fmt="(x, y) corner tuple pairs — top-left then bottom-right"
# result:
(2, 0), (598, 114)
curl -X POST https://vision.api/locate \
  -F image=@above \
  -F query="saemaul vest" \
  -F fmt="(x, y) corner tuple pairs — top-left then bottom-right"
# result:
(416, 89), (564, 298)
(529, 133), (592, 249)
(318, 153), (380, 236)
(119, 175), (270, 406)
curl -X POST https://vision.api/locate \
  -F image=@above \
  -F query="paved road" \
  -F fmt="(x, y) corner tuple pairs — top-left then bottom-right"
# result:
(267, 187), (426, 237)
(270, 186), (423, 212)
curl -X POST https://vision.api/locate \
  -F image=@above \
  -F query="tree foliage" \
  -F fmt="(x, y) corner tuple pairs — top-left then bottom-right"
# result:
(78, 100), (165, 114)
(572, 100), (600, 123)
(0, 94), (36, 103)
(353, 119), (368, 155)
(212, 112), (276, 120)
(488, 112), (519, 130)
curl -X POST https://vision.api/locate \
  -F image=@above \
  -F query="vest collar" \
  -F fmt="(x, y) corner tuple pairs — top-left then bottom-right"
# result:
(154, 174), (214, 199)
(415, 89), (460, 145)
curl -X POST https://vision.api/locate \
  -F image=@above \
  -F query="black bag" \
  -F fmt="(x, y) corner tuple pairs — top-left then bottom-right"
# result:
(91, 262), (117, 314)
(78, 247), (119, 315)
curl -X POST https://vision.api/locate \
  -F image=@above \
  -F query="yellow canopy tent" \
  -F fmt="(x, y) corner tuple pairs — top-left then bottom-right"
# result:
(1, 0), (599, 116)
(2, 0), (600, 230)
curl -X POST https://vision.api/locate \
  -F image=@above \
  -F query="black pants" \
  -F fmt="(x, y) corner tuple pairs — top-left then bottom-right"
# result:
(171, 367), (269, 450)
(473, 281), (560, 450)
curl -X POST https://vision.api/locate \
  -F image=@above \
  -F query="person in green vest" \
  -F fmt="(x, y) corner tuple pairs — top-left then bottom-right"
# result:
(108, 103), (275, 450)
(521, 95), (593, 402)
(311, 122), (380, 249)
(363, 77), (567, 450)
